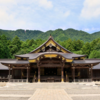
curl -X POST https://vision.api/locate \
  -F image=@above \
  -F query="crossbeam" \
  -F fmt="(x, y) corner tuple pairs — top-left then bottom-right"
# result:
(40, 64), (62, 67)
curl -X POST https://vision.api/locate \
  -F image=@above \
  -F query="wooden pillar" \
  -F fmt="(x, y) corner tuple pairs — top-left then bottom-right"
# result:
(88, 68), (90, 78)
(79, 68), (81, 79)
(91, 64), (93, 81)
(38, 66), (40, 82)
(29, 67), (30, 82)
(61, 66), (64, 82)
(21, 69), (22, 79)
(77, 68), (81, 79)
(37, 59), (40, 82)
(72, 67), (75, 82)
(27, 67), (29, 82)
(9, 65), (11, 82)
(12, 68), (13, 79)
(61, 61), (64, 82)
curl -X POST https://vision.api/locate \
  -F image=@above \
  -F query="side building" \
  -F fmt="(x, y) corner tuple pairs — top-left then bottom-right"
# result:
(0, 36), (100, 82)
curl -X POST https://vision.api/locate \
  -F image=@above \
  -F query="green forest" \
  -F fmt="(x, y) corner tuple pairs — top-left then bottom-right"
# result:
(0, 33), (100, 59)
(0, 28), (100, 42)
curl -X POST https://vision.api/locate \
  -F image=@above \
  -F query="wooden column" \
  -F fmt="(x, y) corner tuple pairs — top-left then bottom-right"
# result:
(37, 59), (40, 82)
(21, 69), (22, 79)
(38, 66), (40, 82)
(27, 67), (29, 82)
(8, 65), (11, 82)
(12, 68), (14, 79)
(61, 61), (64, 82)
(72, 67), (75, 82)
(29, 68), (30, 82)
(88, 68), (90, 78)
(79, 68), (81, 79)
(91, 64), (93, 81)
(61, 66), (64, 82)
(77, 68), (81, 79)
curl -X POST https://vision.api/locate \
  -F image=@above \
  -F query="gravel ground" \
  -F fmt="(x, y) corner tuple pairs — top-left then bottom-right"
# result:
(0, 82), (100, 100)
(0, 97), (29, 100)
(0, 90), (35, 95)
(0, 82), (6, 87)
(66, 89), (100, 94)
(72, 96), (100, 100)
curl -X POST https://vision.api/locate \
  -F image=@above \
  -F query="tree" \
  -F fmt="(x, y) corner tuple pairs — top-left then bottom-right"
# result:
(65, 39), (75, 51)
(0, 35), (11, 58)
(94, 42), (100, 51)
(12, 36), (21, 49)
(89, 50), (100, 58)
(9, 45), (18, 55)
(21, 42), (28, 49)
(73, 40), (84, 51)
(27, 39), (35, 46)
(73, 50), (83, 55)
(81, 42), (91, 58)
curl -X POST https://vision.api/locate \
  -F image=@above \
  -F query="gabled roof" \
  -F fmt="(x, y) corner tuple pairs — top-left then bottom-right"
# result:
(15, 52), (86, 60)
(0, 59), (15, 70)
(29, 35), (72, 53)
(93, 63), (100, 70)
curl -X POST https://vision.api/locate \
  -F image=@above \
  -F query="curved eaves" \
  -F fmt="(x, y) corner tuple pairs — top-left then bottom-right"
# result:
(15, 52), (86, 60)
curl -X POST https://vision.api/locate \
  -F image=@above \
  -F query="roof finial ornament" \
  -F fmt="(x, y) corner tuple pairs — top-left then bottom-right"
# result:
(50, 34), (52, 38)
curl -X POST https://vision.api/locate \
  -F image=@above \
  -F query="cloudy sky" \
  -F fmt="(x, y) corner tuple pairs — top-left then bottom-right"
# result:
(0, 0), (100, 33)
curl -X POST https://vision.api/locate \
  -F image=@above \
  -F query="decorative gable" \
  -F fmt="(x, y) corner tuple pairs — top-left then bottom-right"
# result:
(30, 36), (71, 53)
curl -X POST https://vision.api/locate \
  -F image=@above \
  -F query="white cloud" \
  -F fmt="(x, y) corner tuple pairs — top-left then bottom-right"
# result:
(0, 1), (17, 25)
(0, 0), (15, 4)
(64, 11), (70, 17)
(17, 0), (53, 9)
(83, 27), (100, 32)
(0, 0), (53, 30)
(83, 28), (90, 31)
(0, 8), (27, 29)
(0, 9), (13, 23)
(38, 0), (53, 9)
(80, 0), (100, 19)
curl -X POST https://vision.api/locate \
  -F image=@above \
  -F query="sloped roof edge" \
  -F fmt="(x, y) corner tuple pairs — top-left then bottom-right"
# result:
(93, 63), (100, 70)
(73, 60), (100, 64)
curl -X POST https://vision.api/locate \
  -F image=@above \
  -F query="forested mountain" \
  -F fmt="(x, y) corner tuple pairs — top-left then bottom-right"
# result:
(0, 28), (100, 42)
(1, 30), (100, 59)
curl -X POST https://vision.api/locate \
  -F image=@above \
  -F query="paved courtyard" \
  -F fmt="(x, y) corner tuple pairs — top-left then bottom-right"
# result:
(0, 82), (100, 100)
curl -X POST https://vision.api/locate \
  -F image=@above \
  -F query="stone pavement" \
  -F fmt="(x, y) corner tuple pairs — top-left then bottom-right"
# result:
(0, 82), (100, 100)
(29, 89), (72, 100)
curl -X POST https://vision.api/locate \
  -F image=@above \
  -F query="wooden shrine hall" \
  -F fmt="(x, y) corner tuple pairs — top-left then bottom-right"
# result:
(1, 36), (100, 82)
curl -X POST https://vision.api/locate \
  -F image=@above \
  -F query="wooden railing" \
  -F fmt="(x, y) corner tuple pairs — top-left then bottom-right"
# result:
(9, 79), (27, 82)
(40, 76), (61, 82)
(0, 76), (11, 82)
(72, 79), (92, 82)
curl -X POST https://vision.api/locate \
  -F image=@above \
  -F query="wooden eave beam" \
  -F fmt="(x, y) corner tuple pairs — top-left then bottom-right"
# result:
(74, 67), (90, 69)
(40, 64), (62, 67)
(40, 61), (61, 63)
(12, 67), (28, 69)
(73, 63), (99, 66)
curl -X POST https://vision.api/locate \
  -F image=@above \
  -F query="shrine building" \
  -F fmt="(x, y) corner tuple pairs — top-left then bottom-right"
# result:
(0, 36), (100, 82)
